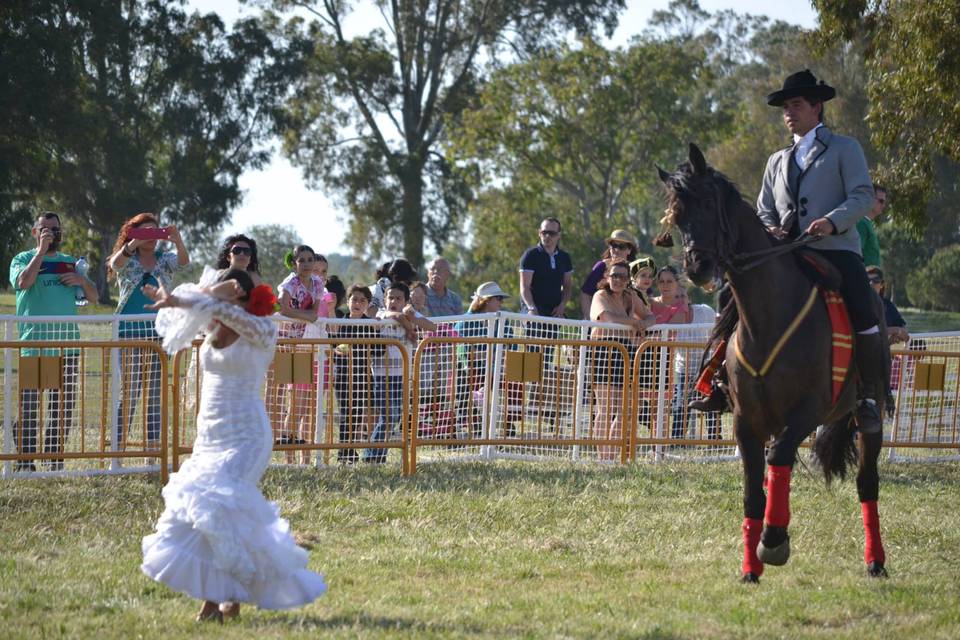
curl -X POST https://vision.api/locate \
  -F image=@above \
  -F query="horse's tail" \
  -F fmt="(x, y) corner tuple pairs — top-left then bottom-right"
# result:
(812, 417), (858, 484)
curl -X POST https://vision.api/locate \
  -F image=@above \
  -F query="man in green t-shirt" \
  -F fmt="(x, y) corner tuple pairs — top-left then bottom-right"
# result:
(9, 211), (98, 471)
(857, 184), (886, 268)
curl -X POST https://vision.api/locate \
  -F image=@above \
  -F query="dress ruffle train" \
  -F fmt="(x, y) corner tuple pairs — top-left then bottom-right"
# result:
(141, 468), (326, 609)
(141, 276), (326, 609)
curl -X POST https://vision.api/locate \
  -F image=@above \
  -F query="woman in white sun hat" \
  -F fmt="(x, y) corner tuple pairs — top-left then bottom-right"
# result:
(454, 282), (513, 437)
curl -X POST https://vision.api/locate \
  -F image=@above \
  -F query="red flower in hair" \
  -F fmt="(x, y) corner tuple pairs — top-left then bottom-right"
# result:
(246, 284), (277, 317)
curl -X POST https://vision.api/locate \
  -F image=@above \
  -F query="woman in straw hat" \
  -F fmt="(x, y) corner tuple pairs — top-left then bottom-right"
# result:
(579, 229), (638, 319)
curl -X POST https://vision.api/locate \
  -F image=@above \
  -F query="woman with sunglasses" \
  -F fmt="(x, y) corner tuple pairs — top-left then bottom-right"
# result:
(579, 229), (639, 319)
(108, 213), (190, 450)
(589, 261), (648, 461)
(216, 234), (262, 286)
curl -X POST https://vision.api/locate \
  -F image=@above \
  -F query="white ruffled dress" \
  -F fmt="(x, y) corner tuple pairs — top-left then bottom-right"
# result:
(141, 275), (326, 608)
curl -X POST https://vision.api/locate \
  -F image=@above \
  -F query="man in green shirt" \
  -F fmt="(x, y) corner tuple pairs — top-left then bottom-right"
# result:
(857, 184), (886, 267)
(9, 211), (98, 471)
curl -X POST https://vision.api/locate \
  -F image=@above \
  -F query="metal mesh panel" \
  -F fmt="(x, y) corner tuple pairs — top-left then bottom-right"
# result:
(1, 323), (167, 479)
(170, 318), (410, 472)
(410, 312), (637, 469)
(887, 344), (960, 462)
(632, 323), (738, 462)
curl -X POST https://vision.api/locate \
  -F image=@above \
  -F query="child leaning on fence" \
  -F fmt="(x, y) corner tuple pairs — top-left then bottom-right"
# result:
(453, 282), (511, 438)
(365, 282), (436, 463)
(330, 285), (383, 464)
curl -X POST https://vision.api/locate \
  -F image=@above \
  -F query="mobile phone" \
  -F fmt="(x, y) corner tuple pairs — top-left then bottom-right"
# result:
(128, 227), (170, 240)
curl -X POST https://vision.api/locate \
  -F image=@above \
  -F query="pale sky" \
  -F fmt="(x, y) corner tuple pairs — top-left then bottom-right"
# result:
(190, 0), (817, 256)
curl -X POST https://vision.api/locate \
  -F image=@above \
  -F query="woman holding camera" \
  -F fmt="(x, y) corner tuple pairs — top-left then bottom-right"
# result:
(107, 213), (190, 449)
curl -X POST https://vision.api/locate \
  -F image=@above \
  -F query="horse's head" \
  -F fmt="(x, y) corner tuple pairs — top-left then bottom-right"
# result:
(657, 143), (735, 292)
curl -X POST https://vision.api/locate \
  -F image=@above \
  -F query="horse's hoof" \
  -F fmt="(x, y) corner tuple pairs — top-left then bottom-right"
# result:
(740, 572), (760, 584)
(867, 561), (888, 578)
(757, 536), (791, 566)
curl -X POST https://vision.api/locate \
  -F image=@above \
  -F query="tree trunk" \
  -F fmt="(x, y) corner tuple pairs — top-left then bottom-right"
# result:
(96, 233), (112, 305)
(399, 160), (425, 269)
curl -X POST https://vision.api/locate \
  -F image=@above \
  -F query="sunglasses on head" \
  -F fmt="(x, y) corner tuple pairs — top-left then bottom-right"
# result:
(230, 246), (252, 256)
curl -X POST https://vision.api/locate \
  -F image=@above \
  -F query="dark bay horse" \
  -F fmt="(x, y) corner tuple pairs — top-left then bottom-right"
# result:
(658, 144), (888, 582)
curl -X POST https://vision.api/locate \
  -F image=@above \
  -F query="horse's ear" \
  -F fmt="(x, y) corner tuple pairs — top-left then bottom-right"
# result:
(657, 165), (671, 184)
(688, 143), (707, 175)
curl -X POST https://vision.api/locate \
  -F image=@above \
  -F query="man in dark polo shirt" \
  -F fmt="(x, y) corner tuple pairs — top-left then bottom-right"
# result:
(519, 217), (573, 318)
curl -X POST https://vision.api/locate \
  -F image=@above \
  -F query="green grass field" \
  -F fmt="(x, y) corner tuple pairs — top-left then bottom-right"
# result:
(2, 461), (959, 639)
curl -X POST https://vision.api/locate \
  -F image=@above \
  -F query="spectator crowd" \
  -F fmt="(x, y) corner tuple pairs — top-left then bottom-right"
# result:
(7, 196), (904, 469)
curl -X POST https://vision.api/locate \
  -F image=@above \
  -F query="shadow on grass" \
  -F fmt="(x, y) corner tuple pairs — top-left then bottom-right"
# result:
(267, 459), (647, 495)
(249, 612), (689, 639)
(249, 611), (488, 635)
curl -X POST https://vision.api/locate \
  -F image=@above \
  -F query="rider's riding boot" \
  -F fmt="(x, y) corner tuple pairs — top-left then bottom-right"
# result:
(689, 339), (730, 413)
(855, 332), (886, 434)
(689, 379), (729, 413)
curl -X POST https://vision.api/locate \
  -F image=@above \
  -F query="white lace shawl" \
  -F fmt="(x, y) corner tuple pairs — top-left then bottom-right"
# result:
(155, 266), (277, 354)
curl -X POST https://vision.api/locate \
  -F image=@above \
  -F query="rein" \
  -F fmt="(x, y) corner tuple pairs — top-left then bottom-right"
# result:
(674, 182), (822, 276)
(674, 179), (824, 379)
(730, 234), (822, 273)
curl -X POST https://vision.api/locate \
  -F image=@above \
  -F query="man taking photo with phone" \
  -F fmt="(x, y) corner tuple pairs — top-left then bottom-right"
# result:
(10, 211), (98, 471)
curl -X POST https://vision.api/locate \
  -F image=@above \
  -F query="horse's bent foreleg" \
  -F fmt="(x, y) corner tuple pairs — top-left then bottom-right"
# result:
(857, 429), (888, 576)
(757, 424), (810, 566)
(737, 425), (766, 582)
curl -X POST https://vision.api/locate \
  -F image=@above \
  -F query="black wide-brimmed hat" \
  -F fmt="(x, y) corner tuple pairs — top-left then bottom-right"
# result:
(767, 69), (836, 106)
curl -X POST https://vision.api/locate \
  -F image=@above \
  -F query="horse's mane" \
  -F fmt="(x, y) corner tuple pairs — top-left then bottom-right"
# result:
(663, 161), (747, 225)
(664, 161), (746, 345)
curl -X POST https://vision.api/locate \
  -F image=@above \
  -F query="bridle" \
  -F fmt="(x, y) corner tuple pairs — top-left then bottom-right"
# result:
(671, 174), (821, 276)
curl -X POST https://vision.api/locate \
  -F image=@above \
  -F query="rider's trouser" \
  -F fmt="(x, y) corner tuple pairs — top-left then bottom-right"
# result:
(810, 249), (877, 332)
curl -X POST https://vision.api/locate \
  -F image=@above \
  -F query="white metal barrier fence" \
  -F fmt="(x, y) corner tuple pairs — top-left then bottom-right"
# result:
(1, 315), (166, 479)
(3, 313), (959, 476)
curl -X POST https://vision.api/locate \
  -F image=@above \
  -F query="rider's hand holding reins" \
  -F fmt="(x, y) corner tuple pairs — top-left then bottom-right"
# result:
(805, 218), (836, 237)
(766, 226), (789, 240)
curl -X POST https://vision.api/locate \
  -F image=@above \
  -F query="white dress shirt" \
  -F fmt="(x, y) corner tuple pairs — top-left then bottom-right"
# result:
(792, 122), (824, 171)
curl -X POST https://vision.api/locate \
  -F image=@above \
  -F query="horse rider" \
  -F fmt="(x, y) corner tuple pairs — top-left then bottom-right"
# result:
(690, 69), (886, 434)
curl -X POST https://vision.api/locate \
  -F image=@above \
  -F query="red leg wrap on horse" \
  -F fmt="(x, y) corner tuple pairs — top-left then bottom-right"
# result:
(764, 465), (791, 528)
(861, 500), (885, 565)
(742, 517), (764, 577)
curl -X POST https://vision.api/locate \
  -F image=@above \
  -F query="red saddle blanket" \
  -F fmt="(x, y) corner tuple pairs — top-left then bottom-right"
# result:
(820, 287), (853, 404)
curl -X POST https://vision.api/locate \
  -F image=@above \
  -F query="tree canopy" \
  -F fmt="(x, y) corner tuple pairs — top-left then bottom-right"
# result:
(1, 0), (306, 298)
(814, 0), (960, 229)
(266, 0), (625, 269)
(446, 33), (725, 303)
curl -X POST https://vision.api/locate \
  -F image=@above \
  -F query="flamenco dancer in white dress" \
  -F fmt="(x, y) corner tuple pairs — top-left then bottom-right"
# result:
(140, 268), (326, 622)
